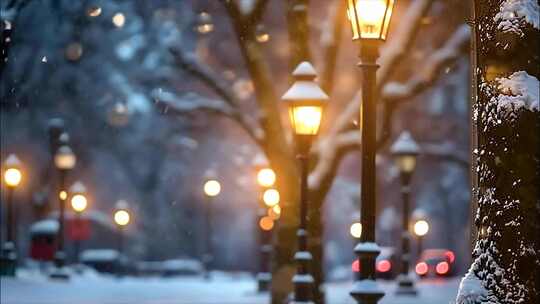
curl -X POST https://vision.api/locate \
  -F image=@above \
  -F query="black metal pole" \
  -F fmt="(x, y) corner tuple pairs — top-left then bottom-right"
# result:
(257, 208), (271, 292)
(350, 42), (385, 304)
(204, 196), (213, 280)
(292, 152), (314, 303)
(51, 169), (69, 279)
(74, 213), (81, 265)
(396, 175), (417, 295)
(117, 226), (124, 277)
(1, 187), (16, 276)
(417, 236), (423, 261)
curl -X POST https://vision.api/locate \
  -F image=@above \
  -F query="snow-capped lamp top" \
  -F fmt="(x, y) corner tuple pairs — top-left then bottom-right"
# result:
(282, 61), (329, 104)
(390, 131), (420, 175)
(390, 131), (420, 156)
(4, 154), (21, 167)
(69, 181), (86, 194)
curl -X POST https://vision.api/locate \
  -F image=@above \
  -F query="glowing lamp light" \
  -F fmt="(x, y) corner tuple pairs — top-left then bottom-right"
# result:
(376, 260), (391, 273)
(413, 220), (429, 237)
(257, 168), (276, 188)
(87, 6), (102, 17)
(415, 262), (428, 276)
(255, 24), (270, 43)
(436, 261), (449, 275)
(346, 0), (396, 40)
(71, 194), (88, 213)
(3, 155), (22, 188)
(59, 190), (68, 200)
(114, 209), (130, 227)
(263, 189), (280, 207)
(54, 146), (76, 170)
(268, 205), (281, 220)
(259, 216), (274, 231)
(204, 180), (221, 197)
(349, 222), (362, 239)
(282, 62), (328, 137)
(112, 13), (126, 27)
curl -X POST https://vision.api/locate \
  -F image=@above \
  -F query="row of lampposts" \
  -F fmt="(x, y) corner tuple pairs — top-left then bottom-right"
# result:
(2, 119), (132, 278)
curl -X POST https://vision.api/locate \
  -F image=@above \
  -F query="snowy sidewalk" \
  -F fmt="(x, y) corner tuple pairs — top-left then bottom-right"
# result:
(1, 270), (459, 304)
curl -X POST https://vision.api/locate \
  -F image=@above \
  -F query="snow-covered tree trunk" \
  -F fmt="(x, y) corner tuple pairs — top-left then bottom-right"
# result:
(456, 1), (539, 303)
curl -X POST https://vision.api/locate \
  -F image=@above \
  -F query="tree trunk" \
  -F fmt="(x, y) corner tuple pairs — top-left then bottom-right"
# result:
(456, 1), (539, 303)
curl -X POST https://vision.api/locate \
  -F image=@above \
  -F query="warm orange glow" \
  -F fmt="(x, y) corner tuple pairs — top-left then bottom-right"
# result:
(71, 194), (88, 213)
(445, 251), (455, 263)
(376, 260), (391, 273)
(257, 168), (276, 187)
(54, 146), (76, 170)
(59, 190), (68, 200)
(259, 216), (274, 231)
(436, 261), (449, 275)
(413, 220), (429, 237)
(416, 262), (429, 275)
(114, 209), (130, 226)
(196, 12), (214, 34)
(396, 154), (417, 174)
(268, 205), (281, 220)
(347, 0), (395, 40)
(349, 222), (362, 239)
(289, 106), (323, 136)
(204, 180), (221, 197)
(263, 189), (280, 207)
(4, 168), (22, 187)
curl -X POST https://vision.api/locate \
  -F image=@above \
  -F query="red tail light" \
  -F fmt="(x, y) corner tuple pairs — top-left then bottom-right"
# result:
(352, 260), (360, 272)
(376, 260), (391, 273)
(415, 262), (428, 275)
(436, 261), (449, 275)
(445, 251), (455, 263)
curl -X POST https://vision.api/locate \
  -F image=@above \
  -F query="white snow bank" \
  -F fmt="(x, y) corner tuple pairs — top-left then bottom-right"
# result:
(495, 0), (540, 32)
(495, 71), (539, 114)
(29, 219), (58, 234)
(455, 267), (487, 304)
(81, 249), (119, 262)
(239, 0), (256, 15)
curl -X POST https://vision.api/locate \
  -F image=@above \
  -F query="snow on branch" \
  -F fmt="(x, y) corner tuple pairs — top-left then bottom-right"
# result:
(153, 89), (265, 144)
(495, 71), (539, 114)
(495, 0), (540, 34)
(382, 24), (471, 103)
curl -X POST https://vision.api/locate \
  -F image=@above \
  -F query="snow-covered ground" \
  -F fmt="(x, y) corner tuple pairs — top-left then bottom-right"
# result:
(1, 269), (459, 304)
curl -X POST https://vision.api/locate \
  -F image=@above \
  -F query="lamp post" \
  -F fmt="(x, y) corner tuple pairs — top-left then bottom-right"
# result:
(69, 181), (88, 264)
(1, 154), (22, 277)
(390, 131), (419, 295)
(413, 219), (429, 259)
(203, 172), (220, 279)
(254, 156), (276, 292)
(345, 1), (396, 303)
(113, 200), (130, 277)
(282, 61), (328, 303)
(51, 135), (76, 280)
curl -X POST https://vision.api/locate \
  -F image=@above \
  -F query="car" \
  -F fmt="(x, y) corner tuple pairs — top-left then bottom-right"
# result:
(415, 249), (456, 278)
(161, 258), (204, 277)
(352, 247), (397, 280)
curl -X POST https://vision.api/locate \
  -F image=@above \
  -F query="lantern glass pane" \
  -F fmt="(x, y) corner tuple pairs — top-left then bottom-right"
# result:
(396, 154), (416, 173)
(347, 0), (395, 40)
(288, 105), (322, 136)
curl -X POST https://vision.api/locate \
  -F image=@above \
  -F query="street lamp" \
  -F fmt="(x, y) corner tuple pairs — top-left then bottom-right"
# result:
(69, 181), (87, 264)
(202, 171), (220, 279)
(282, 61), (328, 303)
(51, 137), (76, 280)
(391, 131), (420, 295)
(346, 1), (396, 303)
(253, 155), (276, 292)
(113, 200), (130, 277)
(1, 154), (22, 276)
(196, 11), (214, 35)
